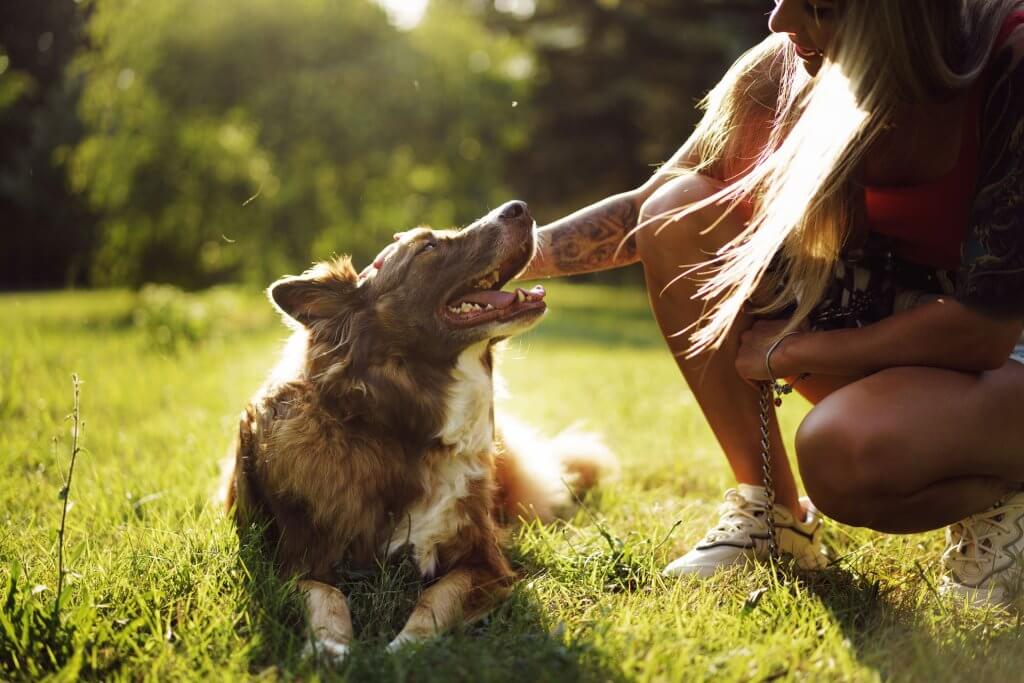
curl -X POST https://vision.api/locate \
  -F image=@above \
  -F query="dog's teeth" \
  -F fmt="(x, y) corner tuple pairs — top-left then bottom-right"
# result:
(485, 304), (494, 311)
(473, 269), (500, 290)
(515, 290), (525, 303)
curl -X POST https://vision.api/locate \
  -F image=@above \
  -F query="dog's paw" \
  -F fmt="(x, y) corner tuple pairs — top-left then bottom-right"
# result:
(385, 632), (420, 653)
(302, 637), (350, 665)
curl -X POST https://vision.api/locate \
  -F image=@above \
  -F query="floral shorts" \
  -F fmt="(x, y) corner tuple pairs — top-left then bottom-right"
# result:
(808, 253), (1024, 367)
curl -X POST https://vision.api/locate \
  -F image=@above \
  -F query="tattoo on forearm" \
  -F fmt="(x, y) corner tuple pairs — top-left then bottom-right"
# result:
(545, 199), (639, 276)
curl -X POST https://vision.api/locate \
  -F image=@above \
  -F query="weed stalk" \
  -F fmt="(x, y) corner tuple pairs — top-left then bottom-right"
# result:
(54, 373), (83, 619)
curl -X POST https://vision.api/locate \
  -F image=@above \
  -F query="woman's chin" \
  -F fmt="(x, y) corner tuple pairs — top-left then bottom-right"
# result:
(801, 58), (824, 76)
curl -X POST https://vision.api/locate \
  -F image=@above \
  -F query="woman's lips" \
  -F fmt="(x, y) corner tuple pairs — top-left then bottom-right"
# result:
(792, 41), (823, 60)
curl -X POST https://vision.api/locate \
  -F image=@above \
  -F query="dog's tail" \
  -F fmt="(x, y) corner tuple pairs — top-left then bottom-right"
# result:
(215, 406), (258, 518)
(493, 416), (617, 524)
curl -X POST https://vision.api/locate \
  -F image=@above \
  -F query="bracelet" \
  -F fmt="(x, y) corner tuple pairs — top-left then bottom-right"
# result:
(764, 331), (810, 407)
(764, 331), (802, 382)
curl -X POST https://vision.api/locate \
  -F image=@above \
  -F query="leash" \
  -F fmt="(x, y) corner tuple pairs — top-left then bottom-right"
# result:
(758, 382), (780, 559)
(759, 331), (809, 561)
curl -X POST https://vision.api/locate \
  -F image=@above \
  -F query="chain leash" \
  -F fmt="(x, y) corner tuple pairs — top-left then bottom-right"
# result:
(758, 381), (779, 560)
(759, 330), (810, 563)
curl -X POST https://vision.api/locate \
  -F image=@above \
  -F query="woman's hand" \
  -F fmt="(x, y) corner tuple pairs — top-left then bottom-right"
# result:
(735, 319), (803, 382)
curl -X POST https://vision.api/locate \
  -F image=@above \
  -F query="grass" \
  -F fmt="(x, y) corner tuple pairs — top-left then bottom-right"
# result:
(2, 281), (1022, 682)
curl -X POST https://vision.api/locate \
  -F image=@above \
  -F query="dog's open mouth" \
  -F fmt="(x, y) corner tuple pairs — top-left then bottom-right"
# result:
(443, 246), (546, 328)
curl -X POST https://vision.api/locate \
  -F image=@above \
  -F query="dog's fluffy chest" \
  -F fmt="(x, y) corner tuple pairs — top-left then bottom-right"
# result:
(385, 452), (489, 576)
(385, 344), (495, 576)
(437, 342), (494, 455)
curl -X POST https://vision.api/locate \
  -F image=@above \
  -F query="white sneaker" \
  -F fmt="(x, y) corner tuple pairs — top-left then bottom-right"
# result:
(941, 491), (1024, 608)
(662, 484), (829, 578)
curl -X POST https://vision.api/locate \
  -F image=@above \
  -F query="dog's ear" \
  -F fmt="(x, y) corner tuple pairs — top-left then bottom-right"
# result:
(268, 256), (361, 327)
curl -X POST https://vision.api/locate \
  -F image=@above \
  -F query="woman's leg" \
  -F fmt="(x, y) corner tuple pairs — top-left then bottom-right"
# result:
(635, 173), (801, 513)
(796, 361), (1024, 533)
(791, 373), (860, 405)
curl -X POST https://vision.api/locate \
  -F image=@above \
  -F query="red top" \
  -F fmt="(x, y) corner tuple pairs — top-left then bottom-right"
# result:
(863, 12), (1024, 270)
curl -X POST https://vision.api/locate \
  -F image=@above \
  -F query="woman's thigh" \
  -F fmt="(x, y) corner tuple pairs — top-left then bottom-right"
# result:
(795, 360), (1024, 496)
(791, 373), (860, 404)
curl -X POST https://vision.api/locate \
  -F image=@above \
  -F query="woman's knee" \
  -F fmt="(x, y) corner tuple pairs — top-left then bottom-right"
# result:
(639, 172), (722, 222)
(635, 173), (724, 259)
(796, 391), (903, 528)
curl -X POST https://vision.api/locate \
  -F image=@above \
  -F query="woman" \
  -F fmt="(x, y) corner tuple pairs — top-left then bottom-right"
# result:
(518, 0), (1024, 606)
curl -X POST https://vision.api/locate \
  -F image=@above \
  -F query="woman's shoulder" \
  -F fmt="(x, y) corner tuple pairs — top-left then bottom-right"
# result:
(684, 34), (787, 182)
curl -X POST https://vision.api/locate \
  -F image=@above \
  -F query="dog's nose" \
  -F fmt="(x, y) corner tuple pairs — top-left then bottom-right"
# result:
(498, 200), (529, 222)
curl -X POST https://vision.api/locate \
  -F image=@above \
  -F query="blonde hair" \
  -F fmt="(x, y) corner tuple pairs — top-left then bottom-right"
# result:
(671, 0), (1021, 356)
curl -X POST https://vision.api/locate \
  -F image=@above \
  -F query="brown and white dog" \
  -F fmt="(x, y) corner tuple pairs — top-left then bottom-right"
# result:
(222, 201), (614, 662)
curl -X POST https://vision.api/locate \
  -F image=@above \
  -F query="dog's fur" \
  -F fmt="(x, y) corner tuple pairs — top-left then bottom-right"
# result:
(222, 203), (614, 660)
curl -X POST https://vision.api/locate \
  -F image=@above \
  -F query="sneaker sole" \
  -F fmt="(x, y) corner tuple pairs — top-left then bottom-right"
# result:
(939, 578), (1013, 609)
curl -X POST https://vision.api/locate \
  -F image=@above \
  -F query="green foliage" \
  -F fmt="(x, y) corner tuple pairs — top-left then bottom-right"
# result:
(0, 51), (35, 110)
(131, 284), (273, 353)
(132, 285), (214, 353)
(3, 285), (1024, 681)
(3, 0), (778, 289)
(70, 0), (530, 288)
(464, 0), (770, 217)
(0, 566), (77, 680)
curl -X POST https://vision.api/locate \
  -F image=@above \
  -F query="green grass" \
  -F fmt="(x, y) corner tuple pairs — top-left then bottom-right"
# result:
(2, 282), (1022, 682)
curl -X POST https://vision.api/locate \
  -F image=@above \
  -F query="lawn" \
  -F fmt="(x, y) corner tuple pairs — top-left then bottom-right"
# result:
(1, 282), (1022, 682)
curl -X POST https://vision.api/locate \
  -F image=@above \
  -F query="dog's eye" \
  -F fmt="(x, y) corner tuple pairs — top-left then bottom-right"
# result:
(417, 240), (438, 256)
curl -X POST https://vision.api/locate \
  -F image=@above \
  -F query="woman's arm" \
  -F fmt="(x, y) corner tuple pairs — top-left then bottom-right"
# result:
(519, 142), (703, 280)
(523, 192), (643, 280)
(754, 299), (1023, 379)
(520, 35), (787, 282)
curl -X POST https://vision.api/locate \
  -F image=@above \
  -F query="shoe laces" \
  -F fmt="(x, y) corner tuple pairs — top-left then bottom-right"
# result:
(701, 489), (767, 544)
(943, 502), (1021, 578)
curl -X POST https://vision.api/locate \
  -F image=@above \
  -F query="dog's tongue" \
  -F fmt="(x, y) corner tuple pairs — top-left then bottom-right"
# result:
(457, 289), (516, 307)
(455, 286), (546, 307)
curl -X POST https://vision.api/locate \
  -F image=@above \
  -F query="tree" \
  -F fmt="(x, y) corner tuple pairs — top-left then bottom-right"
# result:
(461, 0), (769, 220)
(69, 0), (529, 287)
(0, 0), (96, 289)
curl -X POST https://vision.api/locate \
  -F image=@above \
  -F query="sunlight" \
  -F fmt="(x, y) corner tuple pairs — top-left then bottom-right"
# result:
(375, 0), (429, 30)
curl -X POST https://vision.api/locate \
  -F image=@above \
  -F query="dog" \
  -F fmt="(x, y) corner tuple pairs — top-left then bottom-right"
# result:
(222, 200), (614, 662)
